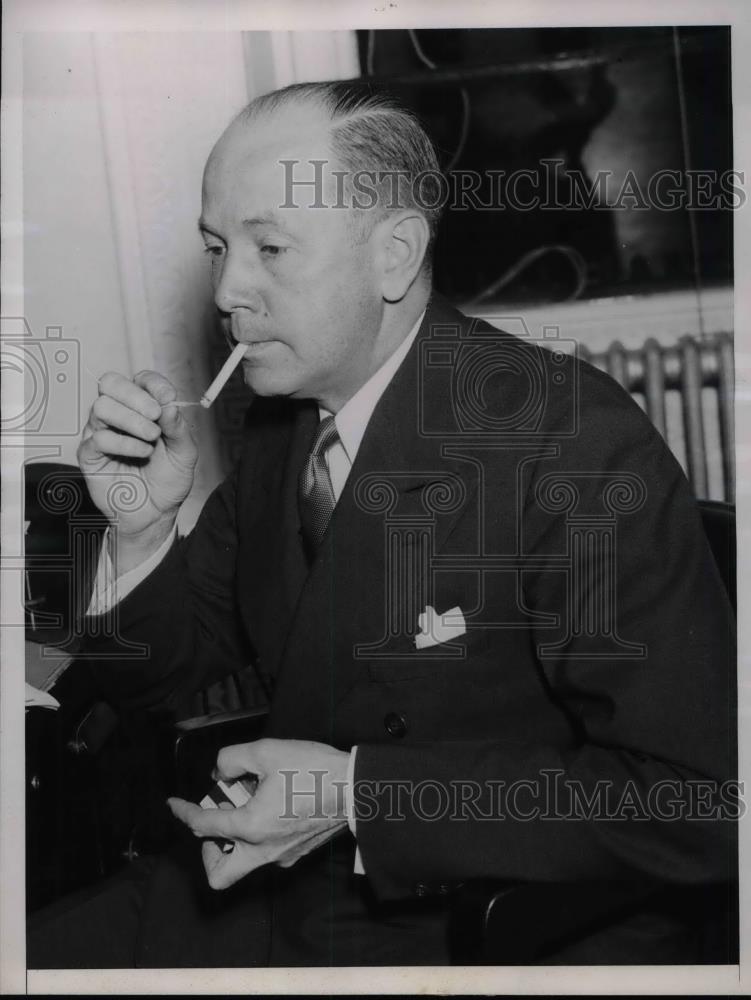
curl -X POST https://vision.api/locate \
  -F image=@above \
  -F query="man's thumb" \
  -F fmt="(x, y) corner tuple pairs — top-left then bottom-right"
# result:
(158, 404), (197, 457)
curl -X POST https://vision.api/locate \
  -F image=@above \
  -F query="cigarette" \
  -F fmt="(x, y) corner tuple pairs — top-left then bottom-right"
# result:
(199, 342), (248, 409)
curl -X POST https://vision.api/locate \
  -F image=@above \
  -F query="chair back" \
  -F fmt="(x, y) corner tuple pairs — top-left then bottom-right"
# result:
(24, 462), (106, 638)
(698, 499), (736, 610)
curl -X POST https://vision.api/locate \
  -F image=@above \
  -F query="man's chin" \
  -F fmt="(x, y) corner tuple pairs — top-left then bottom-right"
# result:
(241, 367), (301, 399)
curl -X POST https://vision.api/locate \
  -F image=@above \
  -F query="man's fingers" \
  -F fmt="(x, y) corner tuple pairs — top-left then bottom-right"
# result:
(167, 796), (244, 840)
(201, 840), (271, 891)
(85, 371), (196, 469)
(89, 428), (154, 460)
(91, 395), (162, 443)
(214, 742), (266, 783)
(203, 831), (317, 888)
(275, 826), (339, 868)
(98, 371), (163, 421)
(201, 839), (237, 888)
(133, 370), (178, 407)
(156, 400), (195, 452)
(130, 371), (196, 455)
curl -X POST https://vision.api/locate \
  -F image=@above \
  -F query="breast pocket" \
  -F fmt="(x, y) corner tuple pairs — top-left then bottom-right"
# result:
(365, 626), (498, 683)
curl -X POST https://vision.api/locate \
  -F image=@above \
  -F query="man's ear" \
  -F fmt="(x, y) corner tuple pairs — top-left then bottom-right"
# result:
(377, 211), (431, 302)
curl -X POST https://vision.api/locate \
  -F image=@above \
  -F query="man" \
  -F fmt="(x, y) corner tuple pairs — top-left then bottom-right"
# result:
(30, 82), (735, 967)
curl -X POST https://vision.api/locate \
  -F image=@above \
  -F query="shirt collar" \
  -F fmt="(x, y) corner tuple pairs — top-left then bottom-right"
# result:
(318, 310), (425, 464)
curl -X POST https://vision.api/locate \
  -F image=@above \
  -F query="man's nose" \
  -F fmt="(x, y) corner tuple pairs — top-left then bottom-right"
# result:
(213, 253), (263, 315)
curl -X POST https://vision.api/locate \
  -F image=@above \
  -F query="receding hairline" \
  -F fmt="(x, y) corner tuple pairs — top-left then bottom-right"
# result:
(209, 83), (442, 268)
(212, 99), (336, 164)
(238, 85), (408, 131)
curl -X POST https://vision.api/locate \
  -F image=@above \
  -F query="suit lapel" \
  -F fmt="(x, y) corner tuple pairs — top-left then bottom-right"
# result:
(266, 297), (481, 735)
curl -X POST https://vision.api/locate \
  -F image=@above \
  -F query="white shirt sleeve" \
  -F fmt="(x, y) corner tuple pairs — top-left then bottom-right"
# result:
(86, 525), (178, 616)
(345, 745), (365, 875)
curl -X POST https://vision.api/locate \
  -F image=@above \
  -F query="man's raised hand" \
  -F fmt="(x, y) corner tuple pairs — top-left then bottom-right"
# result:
(78, 371), (198, 558)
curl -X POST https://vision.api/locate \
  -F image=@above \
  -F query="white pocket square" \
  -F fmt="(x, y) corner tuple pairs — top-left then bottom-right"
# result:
(415, 605), (467, 649)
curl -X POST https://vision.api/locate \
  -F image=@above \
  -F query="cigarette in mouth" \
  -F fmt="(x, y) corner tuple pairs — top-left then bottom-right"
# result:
(198, 342), (248, 409)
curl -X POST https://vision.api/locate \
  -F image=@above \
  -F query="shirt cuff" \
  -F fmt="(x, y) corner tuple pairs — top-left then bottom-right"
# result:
(345, 745), (365, 875)
(86, 525), (177, 616)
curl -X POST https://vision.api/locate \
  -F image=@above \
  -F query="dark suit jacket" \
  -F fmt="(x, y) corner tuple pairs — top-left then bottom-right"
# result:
(83, 294), (736, 965)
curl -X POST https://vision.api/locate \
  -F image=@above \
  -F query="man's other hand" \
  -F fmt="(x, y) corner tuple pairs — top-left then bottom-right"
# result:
(167, 738), (351, 890)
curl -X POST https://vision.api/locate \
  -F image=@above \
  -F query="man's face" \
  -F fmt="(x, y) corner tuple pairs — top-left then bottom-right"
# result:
(199, 107), (385, 410)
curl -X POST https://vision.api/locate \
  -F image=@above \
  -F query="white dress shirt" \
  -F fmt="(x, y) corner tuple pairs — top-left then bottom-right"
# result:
(86, 309), (426, 874)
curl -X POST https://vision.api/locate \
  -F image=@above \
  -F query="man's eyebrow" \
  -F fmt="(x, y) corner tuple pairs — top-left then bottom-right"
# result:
(241, 214), (295, 235)
(196, 214), (296, 237)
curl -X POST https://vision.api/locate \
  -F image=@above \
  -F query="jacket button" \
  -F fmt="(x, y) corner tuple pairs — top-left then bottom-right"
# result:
(414, 881), (428, 897)
(384, 712), (407, 738)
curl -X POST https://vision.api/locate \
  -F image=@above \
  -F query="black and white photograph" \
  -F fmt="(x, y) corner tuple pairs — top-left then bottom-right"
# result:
(1, 0), (748, 993)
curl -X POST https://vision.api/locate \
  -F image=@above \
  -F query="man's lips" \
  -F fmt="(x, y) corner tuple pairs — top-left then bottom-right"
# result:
(226, 317), (274, 350)
(228, 331), (272, 347)
(233, 339), (276, 356)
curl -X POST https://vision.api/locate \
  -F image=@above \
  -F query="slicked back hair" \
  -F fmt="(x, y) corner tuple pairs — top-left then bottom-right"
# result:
(238, 81), (444, 273)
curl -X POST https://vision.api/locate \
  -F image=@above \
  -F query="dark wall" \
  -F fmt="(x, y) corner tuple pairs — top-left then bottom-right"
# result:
(357, 26), (733, 305)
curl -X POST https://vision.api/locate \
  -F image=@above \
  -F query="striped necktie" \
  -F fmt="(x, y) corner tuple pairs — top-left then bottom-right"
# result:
(298, 415), (340, 560)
